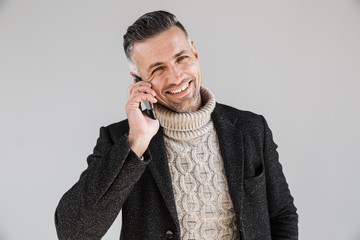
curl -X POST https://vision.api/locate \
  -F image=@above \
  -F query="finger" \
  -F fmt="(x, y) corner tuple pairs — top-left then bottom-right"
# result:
(129, 85), (156, 98)
(133, 79), (152, 87)
(128, 80), (152, 92)
(134, 86), (156, 96)
(128, 80), (151, 92)
(129, 93), (158, 105)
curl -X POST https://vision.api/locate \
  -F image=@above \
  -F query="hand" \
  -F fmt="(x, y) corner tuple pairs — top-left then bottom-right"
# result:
(125, 79), (159, 158)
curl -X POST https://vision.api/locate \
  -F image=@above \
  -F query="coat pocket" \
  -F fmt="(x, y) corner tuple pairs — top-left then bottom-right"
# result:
(242, 166), (271, 240)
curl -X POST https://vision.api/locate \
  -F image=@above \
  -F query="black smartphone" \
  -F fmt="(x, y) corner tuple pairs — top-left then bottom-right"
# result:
(134, 75), (157, 120)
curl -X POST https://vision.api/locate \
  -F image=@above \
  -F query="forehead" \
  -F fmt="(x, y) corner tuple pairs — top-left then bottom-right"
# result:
(132, 26), (190, 68)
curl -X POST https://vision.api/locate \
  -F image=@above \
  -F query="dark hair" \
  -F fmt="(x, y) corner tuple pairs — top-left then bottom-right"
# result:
(123, 10), (188, 63)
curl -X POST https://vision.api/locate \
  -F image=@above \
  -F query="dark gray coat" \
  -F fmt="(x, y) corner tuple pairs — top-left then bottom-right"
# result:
(55, 103), (298, 240)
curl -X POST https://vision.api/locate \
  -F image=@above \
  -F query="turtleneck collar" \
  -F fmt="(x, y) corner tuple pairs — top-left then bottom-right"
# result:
(157, 87), (216, 141)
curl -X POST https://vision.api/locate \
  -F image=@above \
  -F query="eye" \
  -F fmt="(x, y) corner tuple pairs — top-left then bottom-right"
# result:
(151, 66), (164, 75)
(177, 56), (188, 62)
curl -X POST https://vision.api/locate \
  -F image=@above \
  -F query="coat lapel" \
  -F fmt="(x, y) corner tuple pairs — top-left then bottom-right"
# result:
(147, 129), (180, 230)
(212, 103), (245, 223)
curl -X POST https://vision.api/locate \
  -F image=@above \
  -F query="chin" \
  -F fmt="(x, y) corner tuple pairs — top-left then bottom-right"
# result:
(173, 98), (201, 113)
(162, 87), (201, 113)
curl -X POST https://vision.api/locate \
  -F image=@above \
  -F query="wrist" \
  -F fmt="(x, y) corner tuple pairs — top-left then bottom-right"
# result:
(128, 133), (151, 158)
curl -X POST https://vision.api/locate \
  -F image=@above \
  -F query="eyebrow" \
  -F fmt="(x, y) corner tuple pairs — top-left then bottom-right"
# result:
(147, 50), (187, 72)
(174, 50), (186, 59)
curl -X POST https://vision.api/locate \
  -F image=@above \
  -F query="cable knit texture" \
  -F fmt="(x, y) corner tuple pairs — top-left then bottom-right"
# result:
(157, 87), (238, 240)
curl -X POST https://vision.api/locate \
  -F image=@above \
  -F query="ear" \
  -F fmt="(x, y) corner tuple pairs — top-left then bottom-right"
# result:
(191, 41), (199, 59)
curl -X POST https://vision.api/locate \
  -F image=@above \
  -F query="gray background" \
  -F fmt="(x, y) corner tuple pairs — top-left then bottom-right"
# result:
(1, 0), (360, 239)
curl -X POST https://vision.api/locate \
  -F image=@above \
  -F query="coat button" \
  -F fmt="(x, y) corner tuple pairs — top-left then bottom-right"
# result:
(165, 230), (174, 239)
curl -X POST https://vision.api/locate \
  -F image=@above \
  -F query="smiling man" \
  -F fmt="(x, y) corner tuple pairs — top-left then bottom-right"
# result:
(131, 25), (202, 113)
(55, 11), (298, 240)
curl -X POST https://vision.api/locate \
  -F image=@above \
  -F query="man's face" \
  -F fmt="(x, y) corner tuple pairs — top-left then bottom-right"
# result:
(132, 26), (202, 113)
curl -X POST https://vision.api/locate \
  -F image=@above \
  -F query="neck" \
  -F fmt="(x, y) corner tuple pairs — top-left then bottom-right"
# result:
(157, 87), (216, 140)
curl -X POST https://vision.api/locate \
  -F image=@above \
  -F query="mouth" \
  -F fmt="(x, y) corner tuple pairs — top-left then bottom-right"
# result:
(167, 81), (191, 95)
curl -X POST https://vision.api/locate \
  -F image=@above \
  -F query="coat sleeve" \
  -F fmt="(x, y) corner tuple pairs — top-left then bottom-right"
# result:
(261, 116), (299, 239)
(55, 126), (151, 240)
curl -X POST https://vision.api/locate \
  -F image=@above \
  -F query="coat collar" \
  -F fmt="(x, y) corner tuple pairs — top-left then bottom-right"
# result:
(147, 102), (244, 231)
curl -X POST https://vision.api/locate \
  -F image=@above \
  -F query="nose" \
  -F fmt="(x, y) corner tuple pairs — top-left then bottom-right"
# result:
(166, 64), (183, 84)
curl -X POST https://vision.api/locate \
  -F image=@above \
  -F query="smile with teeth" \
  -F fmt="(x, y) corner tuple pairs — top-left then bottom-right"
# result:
(168, 82), (190, 94)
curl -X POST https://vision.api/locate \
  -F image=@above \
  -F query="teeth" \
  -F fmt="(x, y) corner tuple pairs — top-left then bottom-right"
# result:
(169, 83), (189, 94)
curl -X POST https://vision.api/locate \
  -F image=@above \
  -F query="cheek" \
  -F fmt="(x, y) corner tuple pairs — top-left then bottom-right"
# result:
(181, 61), (200, 77)
(187, 63), (201, 84)
(150, 81), (165, 97)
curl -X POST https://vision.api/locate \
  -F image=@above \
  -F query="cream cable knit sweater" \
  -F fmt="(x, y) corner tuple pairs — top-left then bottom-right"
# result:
(157, 88), (238, 240)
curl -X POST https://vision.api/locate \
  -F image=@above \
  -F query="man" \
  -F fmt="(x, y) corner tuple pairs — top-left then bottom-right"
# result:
(55, 10), (298, 240)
